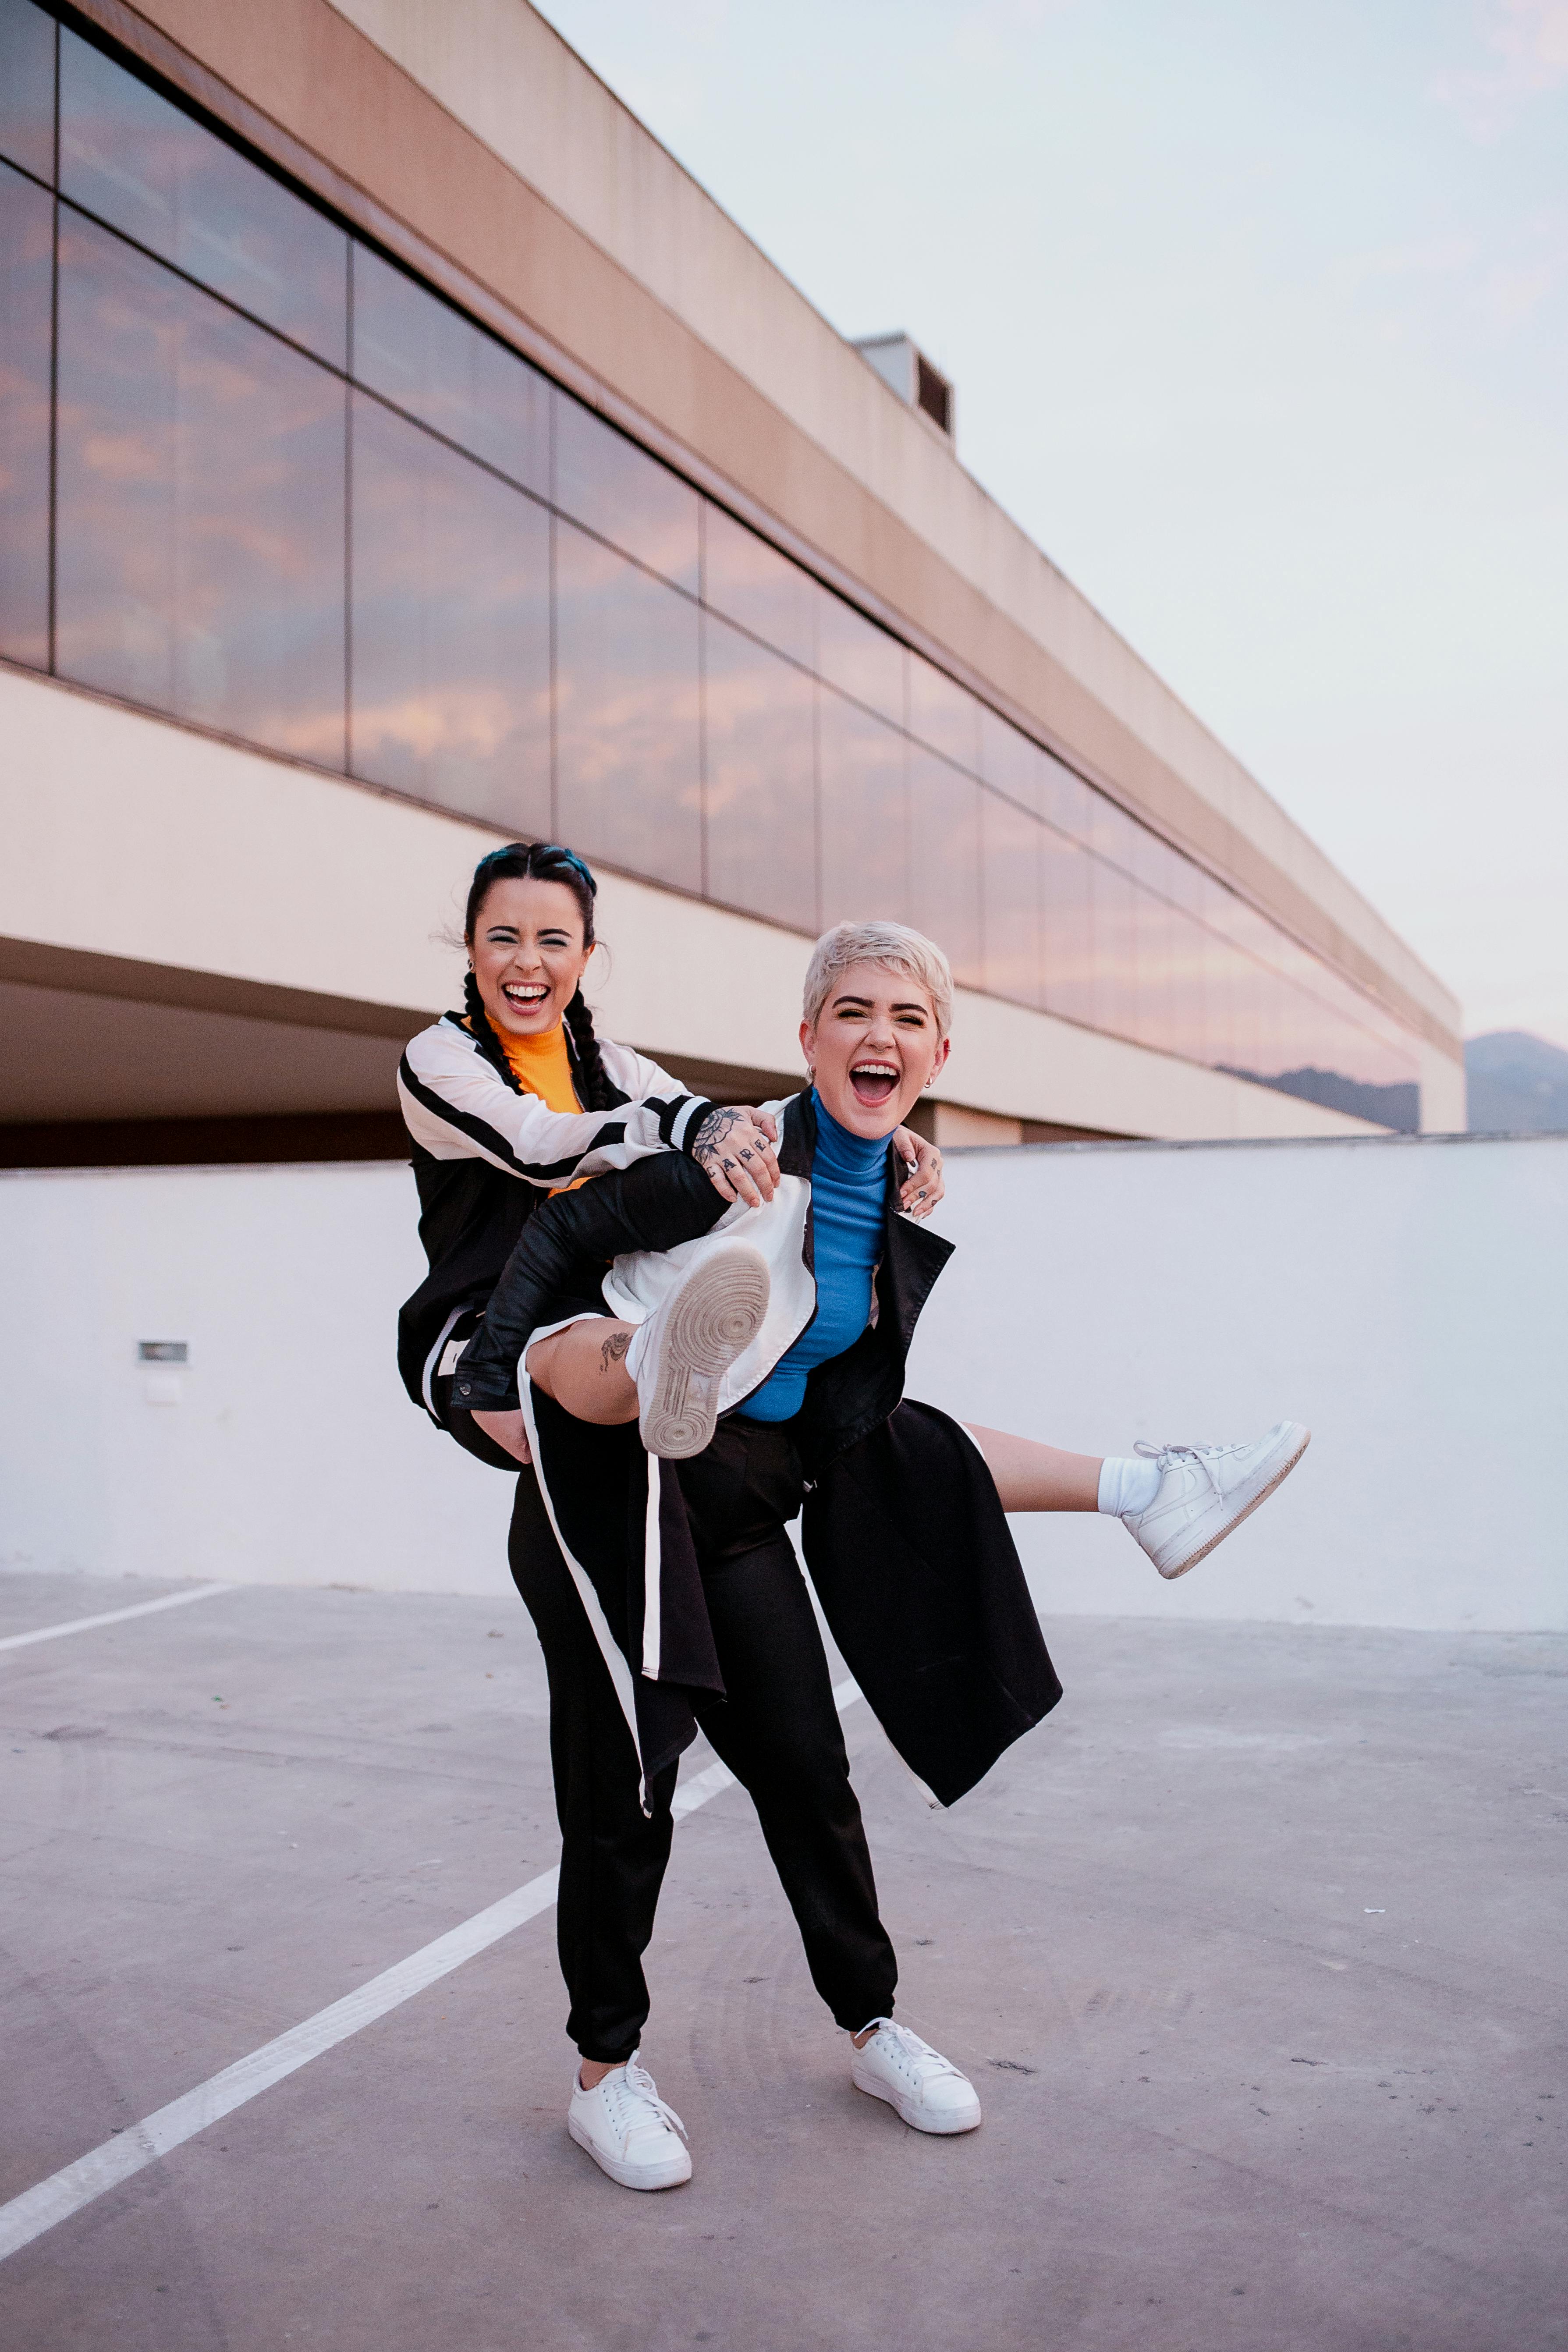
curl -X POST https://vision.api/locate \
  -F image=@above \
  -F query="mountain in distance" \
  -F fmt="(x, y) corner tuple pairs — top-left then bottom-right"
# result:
(1465, 1031), (1568, 1134)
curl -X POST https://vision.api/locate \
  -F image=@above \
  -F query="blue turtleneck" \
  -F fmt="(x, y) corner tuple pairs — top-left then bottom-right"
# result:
(739, 1089), (890, 1425)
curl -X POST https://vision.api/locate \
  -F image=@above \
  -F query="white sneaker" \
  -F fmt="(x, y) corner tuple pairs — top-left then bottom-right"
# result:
(567, 2054), (692, 2191)
(850, 2019), (983, 2135)
(634, 1245), (770, 1459)
(1123, 1420), (1311, 1580)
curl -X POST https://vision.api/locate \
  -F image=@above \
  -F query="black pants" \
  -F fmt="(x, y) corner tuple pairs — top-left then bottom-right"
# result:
(509, 1416), (898, 2062)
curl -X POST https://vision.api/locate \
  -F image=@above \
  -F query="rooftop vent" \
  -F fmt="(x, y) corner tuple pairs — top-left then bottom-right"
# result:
(852, 333), (954, 440)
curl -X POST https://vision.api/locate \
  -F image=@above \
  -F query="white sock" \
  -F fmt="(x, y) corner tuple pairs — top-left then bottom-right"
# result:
(1097, 1454), (1161, 1518)
(623, 1317), (652, 1382)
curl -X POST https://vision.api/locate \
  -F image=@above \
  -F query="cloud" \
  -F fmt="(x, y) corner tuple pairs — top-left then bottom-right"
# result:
(1431, 0), (1568, 138)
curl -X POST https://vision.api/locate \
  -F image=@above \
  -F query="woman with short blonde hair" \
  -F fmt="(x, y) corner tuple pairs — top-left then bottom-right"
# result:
(447, 914), (1309, 2195)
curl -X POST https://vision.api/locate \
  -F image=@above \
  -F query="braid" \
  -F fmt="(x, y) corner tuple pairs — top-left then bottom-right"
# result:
(462, 968), (525, 1095)
(461, 840), (618, 1110)
(563, 986), (614, 1111)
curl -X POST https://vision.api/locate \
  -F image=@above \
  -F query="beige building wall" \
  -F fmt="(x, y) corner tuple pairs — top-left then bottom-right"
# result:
(76, 0), (1462, 1079)
(325, 0), (1457, 1047)
(4, 0), (1467, 1148)
(0, 666), (1403, 1143)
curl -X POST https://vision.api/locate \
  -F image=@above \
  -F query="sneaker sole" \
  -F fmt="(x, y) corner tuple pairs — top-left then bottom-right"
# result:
(850, 2068), (983, 2136)
(567, 2112), (692, 2191)
(638, 1247), (770, 1461)
(1157, 1423), (1312, 1580)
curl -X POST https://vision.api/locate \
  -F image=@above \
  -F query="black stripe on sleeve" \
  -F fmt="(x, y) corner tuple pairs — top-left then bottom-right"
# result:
(649, 1093), (699, 1149)
(398, 1052), (628, 1182)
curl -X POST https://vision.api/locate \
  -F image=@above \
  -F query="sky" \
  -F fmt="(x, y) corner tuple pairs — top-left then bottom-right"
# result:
(536, 0), (1568, 1047)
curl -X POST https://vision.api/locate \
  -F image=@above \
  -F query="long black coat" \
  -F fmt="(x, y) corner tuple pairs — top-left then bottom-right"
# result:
(470, 1094), (1063, 1807)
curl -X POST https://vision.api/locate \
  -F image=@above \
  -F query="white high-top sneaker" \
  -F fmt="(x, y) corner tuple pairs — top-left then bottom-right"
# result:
(1122, 1421), (1311, 1580)
(633, 1244), (770, 1459)
(567, 2054), (692, 2191)
(850, 2020), (983, 2135)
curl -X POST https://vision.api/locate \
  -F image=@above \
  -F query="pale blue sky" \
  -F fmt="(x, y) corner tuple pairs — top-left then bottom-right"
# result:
(537, 0), (1568, 1046)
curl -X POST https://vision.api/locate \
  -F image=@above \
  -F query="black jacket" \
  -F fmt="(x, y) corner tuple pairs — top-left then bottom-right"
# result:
(471, 1094), (1063, 1809)
(394, 1012), (712, 1421)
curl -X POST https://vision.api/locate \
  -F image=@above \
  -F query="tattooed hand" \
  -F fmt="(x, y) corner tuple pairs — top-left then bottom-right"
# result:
(892, 1127), (944, 1220)
(692, 1104), (782, 1210)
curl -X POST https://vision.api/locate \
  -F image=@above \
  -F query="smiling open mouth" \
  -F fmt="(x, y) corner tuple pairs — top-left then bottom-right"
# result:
(849, 1060), (900, 1107)
(501, 983), (550, 1013)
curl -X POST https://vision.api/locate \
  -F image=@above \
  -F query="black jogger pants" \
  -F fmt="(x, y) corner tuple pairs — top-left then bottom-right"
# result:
(508, 1416), (898, 2063)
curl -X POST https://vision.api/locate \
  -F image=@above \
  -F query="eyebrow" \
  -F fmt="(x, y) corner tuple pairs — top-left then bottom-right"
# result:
(829, 993), (929, 1016)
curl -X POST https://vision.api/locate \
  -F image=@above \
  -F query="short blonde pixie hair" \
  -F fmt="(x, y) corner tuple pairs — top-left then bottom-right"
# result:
(802, 921), (953, 1040)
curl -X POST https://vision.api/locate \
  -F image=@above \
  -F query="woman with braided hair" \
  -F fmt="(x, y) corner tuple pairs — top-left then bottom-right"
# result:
(438, 915), (1310, 2197)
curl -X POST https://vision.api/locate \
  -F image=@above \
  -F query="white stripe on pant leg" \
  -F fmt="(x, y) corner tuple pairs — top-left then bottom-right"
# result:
(0, 1584), (236, 1653)
(517, 1376), (649, 1807)
(0, 1681), (865, 2262)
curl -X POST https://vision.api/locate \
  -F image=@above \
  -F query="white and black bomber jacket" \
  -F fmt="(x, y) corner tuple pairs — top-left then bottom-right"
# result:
(395, 1012), (713, 1418)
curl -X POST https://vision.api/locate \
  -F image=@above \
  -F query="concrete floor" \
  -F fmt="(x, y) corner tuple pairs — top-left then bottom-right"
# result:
(0, 1569), (1564, 2352)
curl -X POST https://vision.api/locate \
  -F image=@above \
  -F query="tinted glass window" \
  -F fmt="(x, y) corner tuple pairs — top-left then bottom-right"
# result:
(554, 395), (699, 593)
(54, 212), (347, 759)
(1156, 836), (1208, 919)
(1039, 752), (1095, 844)
(1090, 791), (1143, 878)
(1089, 859), (1139, 1042)
(1273, 972), (1336, 1088)
(350, 394), (550, 833)
(1253, 965), (1288, 1088)
(979, 704), (1042, 812)
(1126, 879), (1176, 1054)
(555, 518), (701, 890)
(351, 246), (548, 497)
(819, 685), (908, 928)
(1225, 948), (1269, 1085)
(1162, 906), (1210, 1064)
(702, 611), (817, 931)
(980, 789), (1042, 1007)
(59, 32), (347, 365)
(1039, 826), (1095, 1028)
(909, 653), (979, 773)
(0, 159), (52, 665)
(702, 499), (815, 670)
(909, 750), (982, 988)
(0, 0), (55, 184)
(816, 587), (905, 724)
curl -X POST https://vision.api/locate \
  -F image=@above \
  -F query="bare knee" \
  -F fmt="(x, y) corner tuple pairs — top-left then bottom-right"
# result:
(526, 1320), (640, 1426)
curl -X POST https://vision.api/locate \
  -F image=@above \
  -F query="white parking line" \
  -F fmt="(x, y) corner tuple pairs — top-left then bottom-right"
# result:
(0, 1583), (236, 1654)
(0, 1677), (864, 2263)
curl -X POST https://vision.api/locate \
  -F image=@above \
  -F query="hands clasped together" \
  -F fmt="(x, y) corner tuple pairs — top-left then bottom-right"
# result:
(691, 1105), (944, 1219)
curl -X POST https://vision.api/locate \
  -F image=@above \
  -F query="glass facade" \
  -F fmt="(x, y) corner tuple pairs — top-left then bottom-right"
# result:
(0, 2), (1422, 1131)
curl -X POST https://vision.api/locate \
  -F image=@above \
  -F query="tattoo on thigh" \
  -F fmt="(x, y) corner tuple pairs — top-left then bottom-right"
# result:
(600, 1329), (631, 1374)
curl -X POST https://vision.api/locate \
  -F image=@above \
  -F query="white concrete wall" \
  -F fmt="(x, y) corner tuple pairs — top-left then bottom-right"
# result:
(0, 1161), (516, 1601)
(0, 1135), (1561, 1628)
(911, 1132), (1567, 1633)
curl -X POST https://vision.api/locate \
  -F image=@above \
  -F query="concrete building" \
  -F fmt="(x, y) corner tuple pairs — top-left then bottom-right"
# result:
(0, 0), (1465, 1163)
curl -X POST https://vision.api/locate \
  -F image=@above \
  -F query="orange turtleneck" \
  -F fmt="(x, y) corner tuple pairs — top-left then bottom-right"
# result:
(483, 1019), (587, 1192)
(497, 1021), (580, 1114)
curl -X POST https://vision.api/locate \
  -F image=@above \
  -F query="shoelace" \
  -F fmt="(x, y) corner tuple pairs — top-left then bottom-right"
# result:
(1134, 1437), (1231, 1509)
(868, 2020), (966, 2084)
(603, 2058), (689, 2148)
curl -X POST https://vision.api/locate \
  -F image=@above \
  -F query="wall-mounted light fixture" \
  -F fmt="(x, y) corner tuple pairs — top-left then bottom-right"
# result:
(138, 1340), (189, 1405)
